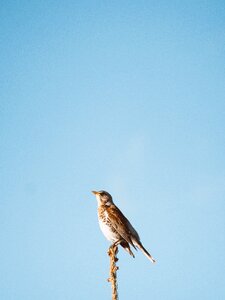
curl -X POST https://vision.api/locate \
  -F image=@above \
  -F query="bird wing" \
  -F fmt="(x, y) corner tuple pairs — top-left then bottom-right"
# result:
(107, 205), (137, 249)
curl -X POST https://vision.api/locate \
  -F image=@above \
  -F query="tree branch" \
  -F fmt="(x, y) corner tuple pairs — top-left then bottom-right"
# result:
(107, 245), (119, 300)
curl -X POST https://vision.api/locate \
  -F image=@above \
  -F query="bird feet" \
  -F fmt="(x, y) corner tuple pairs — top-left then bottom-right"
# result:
(108, 244), (119, 261)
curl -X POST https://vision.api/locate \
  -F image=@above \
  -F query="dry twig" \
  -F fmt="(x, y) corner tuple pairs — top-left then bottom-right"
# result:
(107, 245), (119, 300)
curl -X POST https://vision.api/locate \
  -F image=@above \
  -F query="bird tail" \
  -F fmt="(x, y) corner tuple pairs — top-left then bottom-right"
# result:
(135, 241), (156, 263)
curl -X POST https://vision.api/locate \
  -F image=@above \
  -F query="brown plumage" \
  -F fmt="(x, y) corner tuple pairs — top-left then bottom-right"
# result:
(92, 190), (156, 263)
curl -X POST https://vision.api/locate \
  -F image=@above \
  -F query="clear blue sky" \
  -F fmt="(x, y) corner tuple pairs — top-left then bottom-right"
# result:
(1, 1), (225, 299)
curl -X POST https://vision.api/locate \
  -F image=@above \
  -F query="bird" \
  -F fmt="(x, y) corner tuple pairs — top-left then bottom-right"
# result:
(92, 190), (156, 263)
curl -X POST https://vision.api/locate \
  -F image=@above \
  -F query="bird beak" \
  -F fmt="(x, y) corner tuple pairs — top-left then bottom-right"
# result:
(92, 191), (99, 195)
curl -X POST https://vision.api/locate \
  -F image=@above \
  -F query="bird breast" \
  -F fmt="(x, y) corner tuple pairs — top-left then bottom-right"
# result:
(98, 207), (119, 242)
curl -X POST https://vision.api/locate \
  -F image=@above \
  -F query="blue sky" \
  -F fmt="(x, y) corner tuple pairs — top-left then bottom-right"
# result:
(1, 1), (225, 299)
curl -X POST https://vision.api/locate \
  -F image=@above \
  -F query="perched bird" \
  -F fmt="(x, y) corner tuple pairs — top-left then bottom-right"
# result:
(92, 190), (156, 263)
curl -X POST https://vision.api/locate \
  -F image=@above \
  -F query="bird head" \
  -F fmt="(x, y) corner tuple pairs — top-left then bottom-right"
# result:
(92, 190), (113, 207)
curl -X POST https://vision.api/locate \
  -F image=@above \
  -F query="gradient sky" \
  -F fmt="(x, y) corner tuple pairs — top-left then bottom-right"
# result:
(1, 1), (225, 299)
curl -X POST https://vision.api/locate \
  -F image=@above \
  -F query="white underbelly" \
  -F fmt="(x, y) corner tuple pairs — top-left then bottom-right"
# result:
(99, 219), (119, 242)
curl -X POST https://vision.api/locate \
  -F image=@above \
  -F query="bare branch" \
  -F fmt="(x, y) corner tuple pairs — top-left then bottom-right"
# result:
(107, 245), (119, 300)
